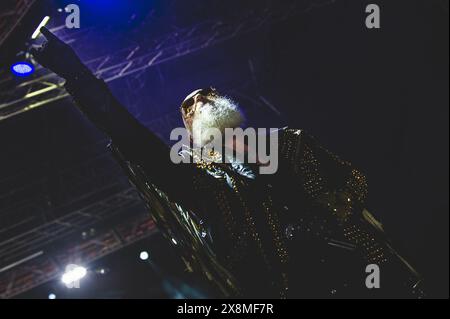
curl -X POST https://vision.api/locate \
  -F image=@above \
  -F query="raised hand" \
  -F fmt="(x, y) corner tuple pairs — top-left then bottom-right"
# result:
(30, 27), (87, 80)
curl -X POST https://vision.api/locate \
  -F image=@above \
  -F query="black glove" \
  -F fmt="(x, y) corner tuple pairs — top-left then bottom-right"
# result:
(30, 27), (90, 80)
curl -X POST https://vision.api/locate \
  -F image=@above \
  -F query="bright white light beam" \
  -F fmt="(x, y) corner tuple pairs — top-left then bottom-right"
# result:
(61, 266), (87, 285)
(140, 251), (149, 261)
(31, 16), (51, 39)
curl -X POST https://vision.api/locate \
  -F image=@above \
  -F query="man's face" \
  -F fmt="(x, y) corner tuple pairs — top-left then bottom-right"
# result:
(180, 88), (213, 133)
(180, 88), (243, 146)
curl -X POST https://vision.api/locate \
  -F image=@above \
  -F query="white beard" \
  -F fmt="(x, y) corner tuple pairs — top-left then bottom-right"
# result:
(190, 95), (244, 147)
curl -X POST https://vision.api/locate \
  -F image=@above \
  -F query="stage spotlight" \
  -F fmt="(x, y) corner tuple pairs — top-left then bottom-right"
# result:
(139, 251), (149, 261)
(61, 265), (87, 286)
(11, 62), (35, 77)
(48, 293), (56, 299)
(31, 16), (51, 39)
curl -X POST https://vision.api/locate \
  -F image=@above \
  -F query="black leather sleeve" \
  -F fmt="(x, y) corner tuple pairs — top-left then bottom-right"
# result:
(64, 69), (197, 210)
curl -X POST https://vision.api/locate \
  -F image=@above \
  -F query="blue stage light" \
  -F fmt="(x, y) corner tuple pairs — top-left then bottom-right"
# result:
(11, 62), (35, 77)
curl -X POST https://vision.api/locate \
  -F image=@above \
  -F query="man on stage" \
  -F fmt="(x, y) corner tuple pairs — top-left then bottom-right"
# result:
(31, 27), (424, 298)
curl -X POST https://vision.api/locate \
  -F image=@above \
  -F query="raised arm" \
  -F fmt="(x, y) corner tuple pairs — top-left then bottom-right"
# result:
(31, 27), (195, 208)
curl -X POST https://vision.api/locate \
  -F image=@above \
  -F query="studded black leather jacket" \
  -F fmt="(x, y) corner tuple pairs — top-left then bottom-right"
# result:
(64, 70), (424, 299)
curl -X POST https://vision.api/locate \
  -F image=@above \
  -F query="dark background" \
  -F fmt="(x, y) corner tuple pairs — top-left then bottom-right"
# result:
(0, 0), (448, 298)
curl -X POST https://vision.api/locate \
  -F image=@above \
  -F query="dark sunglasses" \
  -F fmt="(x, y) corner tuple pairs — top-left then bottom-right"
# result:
(180, 87), (218, 115)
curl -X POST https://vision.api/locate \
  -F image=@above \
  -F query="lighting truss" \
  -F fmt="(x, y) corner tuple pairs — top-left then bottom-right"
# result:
(0, 0), (338, 122)
(0, 212), (157, 299)
(0, 0), (37, 47)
